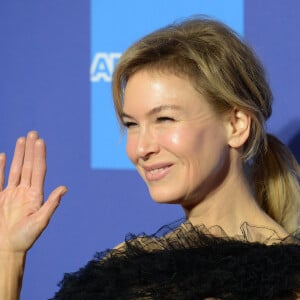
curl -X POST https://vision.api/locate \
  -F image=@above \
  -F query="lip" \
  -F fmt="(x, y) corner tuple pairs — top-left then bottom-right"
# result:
(142, 162), (173, 181)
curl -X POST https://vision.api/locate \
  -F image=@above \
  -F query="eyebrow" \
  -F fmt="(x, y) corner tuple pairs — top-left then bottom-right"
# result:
(121, 104), (182, 119)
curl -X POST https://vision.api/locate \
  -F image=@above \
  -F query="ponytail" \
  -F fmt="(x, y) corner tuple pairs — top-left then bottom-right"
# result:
(252, 134), (300, 233)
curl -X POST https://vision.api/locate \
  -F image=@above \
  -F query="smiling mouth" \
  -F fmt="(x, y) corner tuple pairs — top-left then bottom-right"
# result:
(143, 164), (172, 181)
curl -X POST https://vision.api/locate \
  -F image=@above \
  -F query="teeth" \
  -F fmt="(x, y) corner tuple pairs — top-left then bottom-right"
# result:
(149, 167), (167, 174)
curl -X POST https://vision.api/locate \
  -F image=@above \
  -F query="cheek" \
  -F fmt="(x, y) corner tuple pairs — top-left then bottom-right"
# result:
(158, 127), (190, 151)
(125, 134), (137, 162)
(161, 125), (214, 163)
(170, 131), (180, 145)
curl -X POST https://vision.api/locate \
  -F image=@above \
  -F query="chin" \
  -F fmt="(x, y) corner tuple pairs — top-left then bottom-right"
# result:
(149, 189), (182, 204)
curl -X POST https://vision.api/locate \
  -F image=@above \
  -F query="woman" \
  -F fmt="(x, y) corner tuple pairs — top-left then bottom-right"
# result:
(0, 17), (299, 299)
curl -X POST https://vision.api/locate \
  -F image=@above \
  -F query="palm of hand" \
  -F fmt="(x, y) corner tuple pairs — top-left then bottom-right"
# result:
(0, 186), (44, 252)
(0, 132), (67, 254)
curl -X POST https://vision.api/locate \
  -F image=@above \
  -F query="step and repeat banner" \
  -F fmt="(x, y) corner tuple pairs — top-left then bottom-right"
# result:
(90, 0), (244, 170)
(0, 1), (299, 299)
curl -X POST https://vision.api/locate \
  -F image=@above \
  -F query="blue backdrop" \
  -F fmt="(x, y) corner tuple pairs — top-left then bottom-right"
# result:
(91, 0), (243, 169)
(0, 1), (299, 299)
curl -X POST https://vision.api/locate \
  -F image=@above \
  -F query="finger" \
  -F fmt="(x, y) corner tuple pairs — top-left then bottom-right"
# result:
(31, 139), (47, 195)
(35, 186), (67, 229)
(20, 131), (39, 187)
(0, 153), (6, 191)
(7, 137), (26, 187)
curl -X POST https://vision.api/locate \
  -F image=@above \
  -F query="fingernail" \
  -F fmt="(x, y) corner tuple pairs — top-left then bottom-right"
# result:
(61, 187), (68, 196)
(28, 131), (38, 138)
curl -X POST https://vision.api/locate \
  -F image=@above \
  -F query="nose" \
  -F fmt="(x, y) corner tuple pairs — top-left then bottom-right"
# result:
(136, 126), (159, 160)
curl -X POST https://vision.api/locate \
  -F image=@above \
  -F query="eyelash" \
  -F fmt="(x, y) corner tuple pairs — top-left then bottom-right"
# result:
(123, 121), (137, 128)
(122, 117), (175, 128)
(156, 116), (175, 122)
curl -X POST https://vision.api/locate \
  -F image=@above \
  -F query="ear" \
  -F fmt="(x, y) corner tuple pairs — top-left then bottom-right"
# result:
(225, 108), (251, 149)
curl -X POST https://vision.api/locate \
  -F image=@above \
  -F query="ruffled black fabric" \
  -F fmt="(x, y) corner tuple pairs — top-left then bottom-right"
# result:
(50, 220), (300, 300)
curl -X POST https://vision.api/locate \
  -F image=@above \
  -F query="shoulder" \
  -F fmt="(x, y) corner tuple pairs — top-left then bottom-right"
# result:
(52, 221), (300, 299)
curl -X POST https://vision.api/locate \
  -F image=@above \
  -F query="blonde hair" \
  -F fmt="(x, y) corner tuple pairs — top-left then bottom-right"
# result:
(112, 17), (300, 232)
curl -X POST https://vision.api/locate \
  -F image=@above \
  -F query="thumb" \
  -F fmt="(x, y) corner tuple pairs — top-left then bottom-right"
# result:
(35, 186), (68, 229)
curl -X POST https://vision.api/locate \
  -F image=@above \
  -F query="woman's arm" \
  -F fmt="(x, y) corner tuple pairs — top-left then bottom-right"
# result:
(0, 132), (67, 300)
(0, 252), (25, 300)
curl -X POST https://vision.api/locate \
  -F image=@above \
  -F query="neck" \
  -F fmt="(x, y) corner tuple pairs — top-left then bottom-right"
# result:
(183, 163), (277, 237)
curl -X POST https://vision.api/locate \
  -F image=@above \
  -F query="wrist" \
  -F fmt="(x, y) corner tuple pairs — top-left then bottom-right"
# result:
(0, 251), (26, 300)
(0, 250), (26, 266)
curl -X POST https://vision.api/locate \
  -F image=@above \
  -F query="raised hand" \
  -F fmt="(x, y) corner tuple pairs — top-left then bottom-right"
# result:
(0, 131), (67, 254)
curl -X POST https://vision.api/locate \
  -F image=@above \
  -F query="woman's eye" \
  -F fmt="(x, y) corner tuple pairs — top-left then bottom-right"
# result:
(123, 121), (137, 128)
(156, 116), (175, 122)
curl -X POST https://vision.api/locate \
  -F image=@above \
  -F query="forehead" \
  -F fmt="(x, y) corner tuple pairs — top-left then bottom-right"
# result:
(123, 70), (208, 113)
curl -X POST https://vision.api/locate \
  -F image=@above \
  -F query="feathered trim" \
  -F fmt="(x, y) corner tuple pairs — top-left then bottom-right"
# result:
(51, 221), (300, 300)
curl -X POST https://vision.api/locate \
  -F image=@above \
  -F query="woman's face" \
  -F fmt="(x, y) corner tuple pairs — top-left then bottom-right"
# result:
(122, 70), (231, 206)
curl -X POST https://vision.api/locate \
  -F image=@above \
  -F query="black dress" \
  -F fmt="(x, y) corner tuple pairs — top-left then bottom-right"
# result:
(50, 220), (300, 300)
